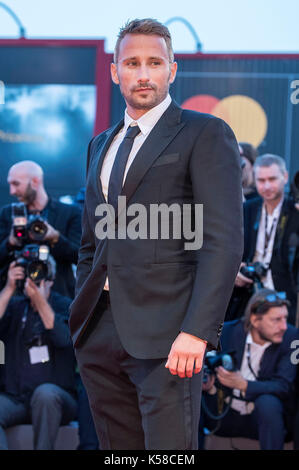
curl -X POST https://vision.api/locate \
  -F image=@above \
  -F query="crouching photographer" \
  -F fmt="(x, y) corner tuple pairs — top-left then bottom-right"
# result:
(0, 258), (77, 450)
(199, 288), (299, 450)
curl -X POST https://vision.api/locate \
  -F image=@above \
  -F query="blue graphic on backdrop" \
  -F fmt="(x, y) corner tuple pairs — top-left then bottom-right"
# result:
(0, 84), (96, 204)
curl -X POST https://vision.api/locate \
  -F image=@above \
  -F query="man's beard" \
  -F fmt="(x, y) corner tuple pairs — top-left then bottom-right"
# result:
(121, 81), (170, 111)
(23, 183), (37, 206)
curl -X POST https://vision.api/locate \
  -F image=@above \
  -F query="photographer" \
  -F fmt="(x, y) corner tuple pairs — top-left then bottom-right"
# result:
(226, 154), (299, 324)
(0, 160), (82, 298)
(0, 259), (77, 450)
(199, 288), (299, 450)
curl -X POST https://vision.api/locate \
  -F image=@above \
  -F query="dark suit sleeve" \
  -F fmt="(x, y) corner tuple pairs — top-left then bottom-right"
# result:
(180, 117), (244, 349)
(0, 206), (14, 267)
(50, 204), (82, 264)
(74, 138), (96, 296)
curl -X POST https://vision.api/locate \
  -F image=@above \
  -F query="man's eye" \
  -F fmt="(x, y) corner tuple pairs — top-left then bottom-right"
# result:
(127, 61), (137, 66)
(150, 61), (161, 66)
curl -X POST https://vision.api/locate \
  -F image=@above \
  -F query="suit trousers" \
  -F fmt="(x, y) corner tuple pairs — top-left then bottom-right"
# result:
(75, 292), (203, 450)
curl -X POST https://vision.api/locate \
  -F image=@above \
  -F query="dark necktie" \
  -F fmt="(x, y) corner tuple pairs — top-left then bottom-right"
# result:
(108, 124), (141, 210)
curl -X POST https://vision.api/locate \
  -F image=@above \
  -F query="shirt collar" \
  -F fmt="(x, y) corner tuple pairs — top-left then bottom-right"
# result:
(263, 195), (284, 219)
(246, 332), (271, 350)
(124, 94), (172, 136)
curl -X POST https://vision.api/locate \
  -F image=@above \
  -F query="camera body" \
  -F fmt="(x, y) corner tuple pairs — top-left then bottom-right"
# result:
(15, 244), (53, 290)
(240, 261), (267, 287)
(203, 351), (236, 383)
(12, 203), (48, 243)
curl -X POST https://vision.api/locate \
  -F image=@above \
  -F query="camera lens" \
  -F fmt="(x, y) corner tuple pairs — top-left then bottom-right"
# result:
(28, 219), (47, 241)
(27, 260), (48, 282)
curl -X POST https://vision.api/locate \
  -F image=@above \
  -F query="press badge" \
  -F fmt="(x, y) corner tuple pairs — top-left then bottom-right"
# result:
(29, 345), (50, 364)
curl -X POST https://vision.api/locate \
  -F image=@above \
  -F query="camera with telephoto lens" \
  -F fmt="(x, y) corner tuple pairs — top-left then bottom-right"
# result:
(12, 203), (48, 243)
(14, 244), (53, 291)
(240, 261), (268, 288)
(203, 350), (236, 384)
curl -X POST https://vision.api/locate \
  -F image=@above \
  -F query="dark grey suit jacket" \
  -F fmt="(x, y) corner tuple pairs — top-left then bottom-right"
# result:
(69, 100), (244, 358)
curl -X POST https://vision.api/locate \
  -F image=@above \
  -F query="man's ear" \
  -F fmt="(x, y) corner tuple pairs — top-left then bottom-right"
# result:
(169, 61), (177, 84)
(284, 171), (289, 185)
(30, 176), (40, 190)
(111, 63), (119, 85)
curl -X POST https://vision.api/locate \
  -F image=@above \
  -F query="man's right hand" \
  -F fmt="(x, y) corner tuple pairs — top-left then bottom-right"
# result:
(6, 261), (25, 292)
(235, 262), (253, 287)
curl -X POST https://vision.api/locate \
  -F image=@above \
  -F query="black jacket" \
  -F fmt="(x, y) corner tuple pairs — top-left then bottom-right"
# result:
(69, 100), (244, 357)
(243, 196), (299, 319)
(0, 290), (76, 403)
(0, 198), (82, 299)
(220, 318), (299, 402)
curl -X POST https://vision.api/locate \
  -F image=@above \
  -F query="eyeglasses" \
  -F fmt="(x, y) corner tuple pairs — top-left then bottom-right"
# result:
(264, 292), (287, 302)
(251, 292), (289, 314)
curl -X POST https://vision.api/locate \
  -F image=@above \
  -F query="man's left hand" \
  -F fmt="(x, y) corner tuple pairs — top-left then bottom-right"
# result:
(165, 332), (207, 378)
(43, 222), (60, 243)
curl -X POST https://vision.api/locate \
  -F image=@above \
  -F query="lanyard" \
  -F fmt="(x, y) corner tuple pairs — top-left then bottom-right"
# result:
(246, 343), (258, 380)
(263, 208), (277, 258)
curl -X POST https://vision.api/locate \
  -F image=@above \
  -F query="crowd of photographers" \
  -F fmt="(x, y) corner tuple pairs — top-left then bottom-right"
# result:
(0, 146), (298, 450)
(199, 147), (299, 450)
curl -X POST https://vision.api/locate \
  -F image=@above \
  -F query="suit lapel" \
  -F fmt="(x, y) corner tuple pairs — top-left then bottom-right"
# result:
(251, 200), (263, 258)
(121, 101), (185, 204)
(93, 119), (124, 202)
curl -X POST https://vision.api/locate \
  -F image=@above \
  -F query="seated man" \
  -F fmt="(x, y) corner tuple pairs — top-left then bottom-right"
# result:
(199, 288), (299, 450)
(0, 259), (77, 450)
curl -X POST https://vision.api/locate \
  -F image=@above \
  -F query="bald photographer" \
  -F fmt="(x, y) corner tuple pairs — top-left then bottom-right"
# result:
(0, 160), (82, 298)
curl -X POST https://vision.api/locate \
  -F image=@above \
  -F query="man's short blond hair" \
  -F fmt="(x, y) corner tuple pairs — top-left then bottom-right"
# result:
(114, 18), (174, 64)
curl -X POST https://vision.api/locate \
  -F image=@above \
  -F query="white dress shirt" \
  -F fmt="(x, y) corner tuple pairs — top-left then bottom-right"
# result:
(230, 332), (271, 415)
(253, 197), (284, 289)
(101, 94), (172, 290)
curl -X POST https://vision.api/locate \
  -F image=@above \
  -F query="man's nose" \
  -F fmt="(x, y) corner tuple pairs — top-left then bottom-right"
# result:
(137, 64), (150, 83)
(9, 185), (16, 195)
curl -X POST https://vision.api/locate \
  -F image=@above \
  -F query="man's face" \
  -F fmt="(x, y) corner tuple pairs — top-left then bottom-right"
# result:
(251, 305), (288, 344)
(7, 170), (36, 205)
(111, 34), (177, 117)
(254, 164), (288, 203)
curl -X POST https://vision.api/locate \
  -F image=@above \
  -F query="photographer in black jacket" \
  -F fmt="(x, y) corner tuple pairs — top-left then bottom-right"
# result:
(0, 160), (82, 298)
(0, 258), (77, 450)
(199, 288), (299, 450)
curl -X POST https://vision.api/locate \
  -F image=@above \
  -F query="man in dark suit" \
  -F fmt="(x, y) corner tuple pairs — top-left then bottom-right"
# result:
(0, 160), (82, 298)
(227, 154), (299, 324)
(199, 288), (299, 450)
(69, 18), (243, 450)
